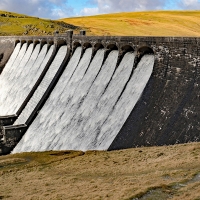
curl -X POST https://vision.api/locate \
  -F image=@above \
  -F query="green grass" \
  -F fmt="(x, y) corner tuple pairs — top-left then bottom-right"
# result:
(0, 10), (81, 36)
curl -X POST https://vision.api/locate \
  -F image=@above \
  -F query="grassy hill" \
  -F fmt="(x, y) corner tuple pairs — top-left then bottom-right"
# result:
(60, 11), (200, 36)
(0, 10), (81, 36)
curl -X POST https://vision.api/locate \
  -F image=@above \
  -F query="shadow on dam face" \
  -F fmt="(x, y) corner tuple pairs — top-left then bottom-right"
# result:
(0, 33), (200, 154)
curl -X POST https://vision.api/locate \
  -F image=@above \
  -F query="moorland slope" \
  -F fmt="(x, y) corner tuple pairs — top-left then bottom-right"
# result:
(0, 10), (81, 36)
(61, 11), (200, 36)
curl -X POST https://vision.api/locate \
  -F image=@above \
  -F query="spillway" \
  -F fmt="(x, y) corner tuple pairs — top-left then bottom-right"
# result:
(95, 55), (155, 150)
(14, 45), (68, 125)
(13, 50), (154, 153)
(14, 45), (54, 124)
(0, 43), (32, 115)
(0, 43), (27, 101)
(0, 43), (55, 117)
(72, 52), (137, 150)
(0, 43), (21, 80)
(13, 47), (94, 152)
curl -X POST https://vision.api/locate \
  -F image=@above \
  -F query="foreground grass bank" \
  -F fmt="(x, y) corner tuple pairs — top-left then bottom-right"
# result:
(61, 11), (200, 36)
(0, 142), (200, 200)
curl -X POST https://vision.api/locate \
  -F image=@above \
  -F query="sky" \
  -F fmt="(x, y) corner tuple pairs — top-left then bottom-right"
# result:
(0, 0), (199, 19)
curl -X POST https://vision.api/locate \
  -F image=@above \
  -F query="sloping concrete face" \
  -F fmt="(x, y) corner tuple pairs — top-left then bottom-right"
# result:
(0, 33), (199, 154)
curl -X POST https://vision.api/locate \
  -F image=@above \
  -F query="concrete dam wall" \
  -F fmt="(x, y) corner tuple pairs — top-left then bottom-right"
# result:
(0, 32), (199, 154)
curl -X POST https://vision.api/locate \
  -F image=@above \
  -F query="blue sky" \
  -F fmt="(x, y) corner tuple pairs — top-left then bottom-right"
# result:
(0, 0), (199, 19)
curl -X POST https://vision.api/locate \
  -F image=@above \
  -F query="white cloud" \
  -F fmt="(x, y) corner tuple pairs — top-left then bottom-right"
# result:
(179, 0), (200, 9)
(52, 8), (68, 19)
(85, 0), (165, 15)
(82, 0), (200, 16)
(0, 0), (73, 19)
(81, 7), (99, 16)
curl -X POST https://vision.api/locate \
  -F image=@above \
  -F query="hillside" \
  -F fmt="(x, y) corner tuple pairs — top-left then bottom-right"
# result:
(0, 10), (81, 36)
(60, 11), (200, 36)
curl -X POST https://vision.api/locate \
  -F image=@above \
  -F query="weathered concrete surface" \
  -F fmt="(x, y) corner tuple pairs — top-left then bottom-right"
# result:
(0, 124), (27, 155)
(109, 37), (200, 149)
(0, 115), (17, 129)
(0, 38), (15, 73)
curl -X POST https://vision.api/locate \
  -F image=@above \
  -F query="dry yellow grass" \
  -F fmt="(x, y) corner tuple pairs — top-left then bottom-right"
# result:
(0, 142), (200, 200)
(60, 11), (200, 36)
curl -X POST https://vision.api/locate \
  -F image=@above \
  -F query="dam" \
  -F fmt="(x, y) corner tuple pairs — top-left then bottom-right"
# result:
(0, 31), (199, 154)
